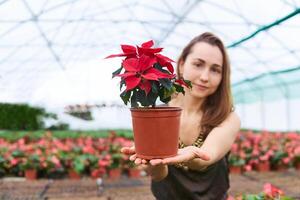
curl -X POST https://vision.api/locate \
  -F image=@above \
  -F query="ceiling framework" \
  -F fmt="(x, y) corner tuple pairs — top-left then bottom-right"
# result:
(0, 0), (300, 104)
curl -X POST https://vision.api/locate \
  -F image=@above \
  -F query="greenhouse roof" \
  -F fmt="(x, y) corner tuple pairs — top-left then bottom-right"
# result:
(0, 0), (300, 106)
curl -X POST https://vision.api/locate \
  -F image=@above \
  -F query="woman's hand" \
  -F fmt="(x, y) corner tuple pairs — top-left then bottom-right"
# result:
(143, 146), (210, 166)
(120, 146), (151, 173)
(121, 146), (168, 181)
(121, 146), (148, 165)
(121, 146), (163, 166)
(121, 146), (210, 165)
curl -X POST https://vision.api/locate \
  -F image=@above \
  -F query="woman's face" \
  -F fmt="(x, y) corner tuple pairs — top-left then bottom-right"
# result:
(179, 42), (223, 99)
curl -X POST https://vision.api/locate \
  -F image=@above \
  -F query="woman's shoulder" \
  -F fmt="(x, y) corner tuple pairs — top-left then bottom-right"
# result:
(218, 111), (241, 133)
(226, 111), (240, 122)
(227, 111), (241, 125)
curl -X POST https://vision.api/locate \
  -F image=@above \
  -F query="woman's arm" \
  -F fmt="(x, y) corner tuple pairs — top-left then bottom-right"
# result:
(187, 112), (241, 169)
(161, 112), (240, 170)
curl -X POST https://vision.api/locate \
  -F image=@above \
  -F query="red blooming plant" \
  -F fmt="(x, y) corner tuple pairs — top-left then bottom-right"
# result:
(105, 40), (192, 107)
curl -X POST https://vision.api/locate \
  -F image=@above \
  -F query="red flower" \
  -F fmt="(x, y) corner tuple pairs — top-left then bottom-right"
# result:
(263, 183), (284, 198)
(106, 40), (175, 78)
(175, 79), (191, 88)
(98, 159), (110, 167)
(105, 40), (191, 107)
(105, 44), (137, 59)
(117, 55), (175, 94)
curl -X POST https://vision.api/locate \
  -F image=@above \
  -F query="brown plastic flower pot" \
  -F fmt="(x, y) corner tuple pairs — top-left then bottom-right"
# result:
(128, 168), (141, 178)
(130, 107), (181, 159)
(255, 162), (270, 172)
(109, 168), (121, 180)
(229, 166), (242, 174)
(25, 169), (37, 180)
(68, 169), (81, 180)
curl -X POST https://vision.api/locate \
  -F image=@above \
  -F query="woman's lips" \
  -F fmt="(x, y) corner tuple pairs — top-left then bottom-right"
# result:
(193, 83), (208, 90)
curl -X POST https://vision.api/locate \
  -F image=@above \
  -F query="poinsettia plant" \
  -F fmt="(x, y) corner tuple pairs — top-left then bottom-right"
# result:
(105, 40), (192, 107)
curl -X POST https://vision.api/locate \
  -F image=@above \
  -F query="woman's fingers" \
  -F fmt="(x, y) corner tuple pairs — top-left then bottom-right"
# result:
(162, 155), (186, 165)
(129, 154), (137, 161)
(141, 159), (148, 164)
(135, 157), (142, 165)
(149, 159), (163, 166)
(121, 146), (135, 154)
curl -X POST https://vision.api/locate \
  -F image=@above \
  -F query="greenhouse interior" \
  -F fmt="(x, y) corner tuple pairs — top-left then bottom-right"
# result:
(0, 0), (300, 199)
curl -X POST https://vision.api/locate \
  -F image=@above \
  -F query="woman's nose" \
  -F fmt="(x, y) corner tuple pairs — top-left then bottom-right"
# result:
(200, 68), (209, 82)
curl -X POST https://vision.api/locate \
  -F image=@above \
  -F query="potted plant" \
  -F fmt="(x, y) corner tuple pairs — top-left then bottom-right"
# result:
(293, 146), (300, 170)
(20, 154), (40, 180)
(229, 183), (295, 200)
(68, 155), (86, 180)
(91, 154), (110, 179)
(127, 162), (141, 179)
(90, 157), (108, 180)
(45, 154), (66, 179)
(228, 153), (245, 174)
(122, 152), (141, 178)
(107, 143), (123, 179)
(105, 40), (191, 159)
(253, 151), (271, 172)
(270, 150), (289, 171)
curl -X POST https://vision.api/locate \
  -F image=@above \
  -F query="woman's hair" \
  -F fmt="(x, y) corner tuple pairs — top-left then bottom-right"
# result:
(176, 32), (233, 137)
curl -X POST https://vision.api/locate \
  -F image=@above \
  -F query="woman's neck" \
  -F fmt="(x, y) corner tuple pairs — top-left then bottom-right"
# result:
(171, 93), (205, 116)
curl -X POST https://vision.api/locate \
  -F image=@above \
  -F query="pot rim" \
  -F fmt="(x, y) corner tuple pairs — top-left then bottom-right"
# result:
(130, 106), (182, 112)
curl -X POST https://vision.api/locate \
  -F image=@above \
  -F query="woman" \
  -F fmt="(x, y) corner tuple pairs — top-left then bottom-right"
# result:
(121, 32), (241, 200)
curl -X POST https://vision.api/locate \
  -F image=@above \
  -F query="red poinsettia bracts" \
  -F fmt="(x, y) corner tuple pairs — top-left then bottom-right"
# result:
(105, 39), (192, 107)
(105, 44), (137, 59)
(105, 40), (175, 75)
(117, 55), (175, 93)
(175, 79), (190, 88)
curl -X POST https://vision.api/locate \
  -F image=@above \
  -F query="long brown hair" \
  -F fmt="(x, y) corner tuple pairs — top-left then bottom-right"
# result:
(176, 32), (233, 137)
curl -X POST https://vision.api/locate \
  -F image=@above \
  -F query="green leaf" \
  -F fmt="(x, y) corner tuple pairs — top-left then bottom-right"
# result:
(163, 87), (175, 99)
(158, 88), (172, 103)
(154, 63), (170, 74)
(136, 90), (148, 106)
(147, 90), (158, 106)
(112, 66), (123, 78)
(183, 79), (192, 88)
(151, 81), (159, 94)
(161, 96), (171, 103)
(159, 78), (172, 90)
(120, 90), (131, 105)
(120, 79), (125, 91)
(174, 84), (185, 95)
(12, 150), (24, 157)
(131, 90), (138, 108)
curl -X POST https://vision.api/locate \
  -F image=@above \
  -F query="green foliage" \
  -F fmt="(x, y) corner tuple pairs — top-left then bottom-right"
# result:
(240, 193), (295, 200)
(0, 103), (57, 130)
(271, 151), (288, 165)
(229, 154), (246, 166)
(0, 130), (133, 141)
(20, 154), (40, 170)
(120, 77), (191, 108)
(66, 111), (93, 121)
(72, 155), (86, 174)
(47, 122), (69, 130)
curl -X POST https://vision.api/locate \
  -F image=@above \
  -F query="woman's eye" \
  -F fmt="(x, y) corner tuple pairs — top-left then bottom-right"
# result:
(194, 63), (203, 67)
(211, 68), (221, 73)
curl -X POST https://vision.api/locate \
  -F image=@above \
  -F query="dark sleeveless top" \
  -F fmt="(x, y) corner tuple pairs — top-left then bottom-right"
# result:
(151, 135), (230, 200)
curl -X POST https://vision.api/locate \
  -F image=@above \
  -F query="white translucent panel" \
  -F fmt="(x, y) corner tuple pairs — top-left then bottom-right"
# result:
(0, 0), (31, 20)
(236, 99), (300, 131)
(0, 0), (300, 130)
